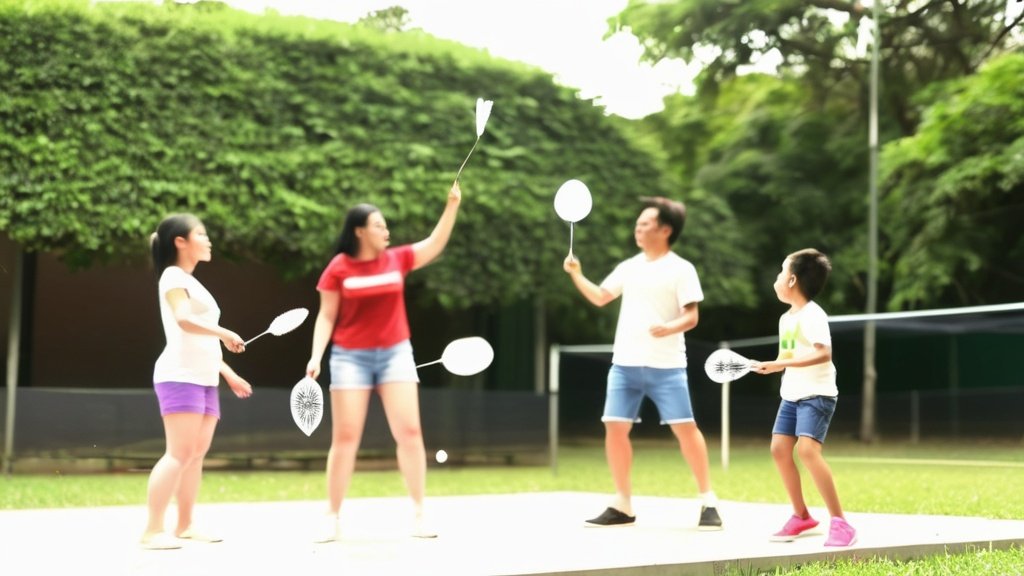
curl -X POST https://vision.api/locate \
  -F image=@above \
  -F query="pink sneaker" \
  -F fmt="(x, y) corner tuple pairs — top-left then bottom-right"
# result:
(824, 517), (857, 547)
(769, 514), (819, 542)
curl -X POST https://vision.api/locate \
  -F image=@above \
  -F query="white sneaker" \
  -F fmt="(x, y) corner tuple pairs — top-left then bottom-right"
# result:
(140, 531), (182, 550)
(176, 527), (223, 543)
(313, 515), (340, 543)
(412, 515), (437, 539)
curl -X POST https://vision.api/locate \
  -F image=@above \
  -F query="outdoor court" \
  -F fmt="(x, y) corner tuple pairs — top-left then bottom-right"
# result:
(3, 492), (1024, 575)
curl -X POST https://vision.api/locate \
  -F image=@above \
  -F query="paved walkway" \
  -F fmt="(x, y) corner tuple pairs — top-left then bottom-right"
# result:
(2, 492), (1023, 575)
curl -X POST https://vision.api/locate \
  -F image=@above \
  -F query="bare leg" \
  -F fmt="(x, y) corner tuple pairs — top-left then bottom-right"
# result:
(796, 437), (844, 518)
(143, 414), (203, 538)
(174, 414), (218, 535)
(771, 434), (810, 517)
(378, 382), (427, 514)
(669, 422), (712, 493)
(325, 388), (372, 516)
(604, 421), (634, 515)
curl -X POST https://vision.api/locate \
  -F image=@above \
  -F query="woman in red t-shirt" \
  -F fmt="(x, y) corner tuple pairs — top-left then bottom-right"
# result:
(306, 182), (462, 542)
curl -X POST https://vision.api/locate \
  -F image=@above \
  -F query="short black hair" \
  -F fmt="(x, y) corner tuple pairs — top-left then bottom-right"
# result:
(787, 248), (831, 300)
(640, 196), (687, 245)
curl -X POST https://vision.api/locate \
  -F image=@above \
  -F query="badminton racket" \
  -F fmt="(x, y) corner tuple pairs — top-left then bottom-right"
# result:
(704, 348), (756, 384)
(553, 179), (593, 258)
(244, 308), (309, 346)
(290, 376), (323, 437)
(416, 336), (494, 376)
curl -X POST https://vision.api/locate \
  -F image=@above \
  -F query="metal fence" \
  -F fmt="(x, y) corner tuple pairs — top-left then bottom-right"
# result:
(0, 387), (549, 471)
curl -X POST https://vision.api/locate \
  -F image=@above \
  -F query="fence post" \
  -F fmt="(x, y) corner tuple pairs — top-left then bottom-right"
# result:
(548, 344), (560, 476)
(910, 390), (920, 444)
(3, 250), (24, 476)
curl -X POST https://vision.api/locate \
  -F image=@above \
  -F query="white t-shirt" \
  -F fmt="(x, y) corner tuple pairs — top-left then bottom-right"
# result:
(778, 301), (838, 401)
(601, 252), (704, 368)
(153, 266), (222, 387)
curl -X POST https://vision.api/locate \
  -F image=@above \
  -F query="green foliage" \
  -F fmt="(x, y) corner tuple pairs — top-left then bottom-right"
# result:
(356, 5), (411, 32)
(0, 0), (673, 324)
(633, 73), (872, 332)
(617, 0), (1024, 320)
(880, 53), (1024, 308)
(616, 0), (1022, 131)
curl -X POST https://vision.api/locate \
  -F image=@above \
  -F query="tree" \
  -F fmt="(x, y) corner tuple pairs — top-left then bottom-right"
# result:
(880, 52), (1024, 309)
(616, 0), (1023, 134)
(357, 5), (411, 32)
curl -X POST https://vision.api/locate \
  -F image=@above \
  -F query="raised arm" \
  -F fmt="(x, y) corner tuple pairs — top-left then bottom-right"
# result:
(412, 182), (462, 270)
(563, 256), (616, 307)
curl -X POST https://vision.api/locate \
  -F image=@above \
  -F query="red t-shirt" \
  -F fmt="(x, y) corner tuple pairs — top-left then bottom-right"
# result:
(316, 245), (415, 349)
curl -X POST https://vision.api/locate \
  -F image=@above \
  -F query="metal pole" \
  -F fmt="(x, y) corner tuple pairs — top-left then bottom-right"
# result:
(4, 250), (24, 475)
(860, 0), (881, 443)
(721, 379), (730, 471)
(910, 390), (920, 444)
(548, 344), (560, 476)
(716, 341), (733, 470)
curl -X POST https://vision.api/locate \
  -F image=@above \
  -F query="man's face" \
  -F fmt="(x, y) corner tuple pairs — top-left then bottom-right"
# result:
(634, 207), (669, 249)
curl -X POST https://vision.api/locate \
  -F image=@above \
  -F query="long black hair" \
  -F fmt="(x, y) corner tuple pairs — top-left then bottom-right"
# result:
(150, 213), (201, 276)
(333, 203), (380, 257)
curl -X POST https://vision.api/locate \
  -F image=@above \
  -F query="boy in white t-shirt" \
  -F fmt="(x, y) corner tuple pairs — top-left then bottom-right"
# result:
(753, 248), (856, 547)
(563, 196), (721, 531)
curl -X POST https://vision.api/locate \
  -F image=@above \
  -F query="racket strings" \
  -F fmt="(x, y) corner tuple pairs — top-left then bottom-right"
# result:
(292, 388), (322, 428)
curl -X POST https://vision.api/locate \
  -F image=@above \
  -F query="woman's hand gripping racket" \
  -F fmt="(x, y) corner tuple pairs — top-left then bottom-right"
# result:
(244, 308), (309, 346)
(704, 348), (756, 384)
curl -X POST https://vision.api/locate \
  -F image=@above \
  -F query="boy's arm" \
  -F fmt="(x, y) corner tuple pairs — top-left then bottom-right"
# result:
(754, 343), (831, 374)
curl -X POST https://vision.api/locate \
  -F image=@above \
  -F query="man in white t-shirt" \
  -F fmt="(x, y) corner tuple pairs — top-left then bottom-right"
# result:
(563, 196), (722, 530)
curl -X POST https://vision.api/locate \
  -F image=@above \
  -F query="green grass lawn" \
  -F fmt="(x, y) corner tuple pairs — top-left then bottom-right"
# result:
(3, 438), (1023, 574)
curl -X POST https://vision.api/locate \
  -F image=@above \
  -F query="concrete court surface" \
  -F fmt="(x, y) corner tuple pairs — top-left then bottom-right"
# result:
(2, 492), (1024, 576)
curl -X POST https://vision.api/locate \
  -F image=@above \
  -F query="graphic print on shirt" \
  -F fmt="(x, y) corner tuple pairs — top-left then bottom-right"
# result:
(342, 271), (403, 299)
(779, 321), (801, 360)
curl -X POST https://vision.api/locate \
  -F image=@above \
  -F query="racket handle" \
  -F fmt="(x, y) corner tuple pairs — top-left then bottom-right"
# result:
(454, 138), (480, 183)
(416, 359), (443, 369)
(243, 332), (268, 346)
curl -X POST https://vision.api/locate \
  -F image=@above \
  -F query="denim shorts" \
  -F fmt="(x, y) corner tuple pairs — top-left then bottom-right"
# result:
(602, 364), (695, 425)
(329, 339), (419, 390)
(772, 396), (838, 444)
(154, 381), (220, 418)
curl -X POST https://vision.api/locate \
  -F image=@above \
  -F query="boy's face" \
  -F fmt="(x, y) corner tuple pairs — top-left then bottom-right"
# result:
(773, 258), (797, 304)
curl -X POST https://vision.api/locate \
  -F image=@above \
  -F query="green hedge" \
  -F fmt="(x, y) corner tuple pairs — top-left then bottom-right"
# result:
(0, 0), (677, 317)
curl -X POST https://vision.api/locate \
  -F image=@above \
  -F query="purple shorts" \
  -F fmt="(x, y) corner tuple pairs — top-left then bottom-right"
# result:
(154, 381), (221, 418)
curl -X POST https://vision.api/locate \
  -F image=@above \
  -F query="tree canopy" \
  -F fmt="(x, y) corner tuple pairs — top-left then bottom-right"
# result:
(881, 52), (1024, 308)
(616, 0), (1023, 324)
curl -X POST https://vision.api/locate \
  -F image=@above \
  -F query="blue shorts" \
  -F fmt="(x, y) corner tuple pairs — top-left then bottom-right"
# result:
(329, 339), (419, 390)
(602, 365), (695, 425)
(772, 396), (838, 444)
